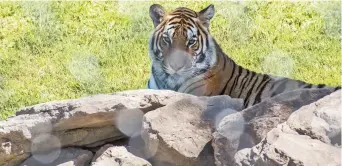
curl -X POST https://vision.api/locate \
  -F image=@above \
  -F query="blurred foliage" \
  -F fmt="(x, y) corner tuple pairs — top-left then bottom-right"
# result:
(0, 1), (340, 119)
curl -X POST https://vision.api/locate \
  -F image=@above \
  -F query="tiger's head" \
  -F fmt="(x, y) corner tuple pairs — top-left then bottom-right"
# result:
(148, 4), (217, 90)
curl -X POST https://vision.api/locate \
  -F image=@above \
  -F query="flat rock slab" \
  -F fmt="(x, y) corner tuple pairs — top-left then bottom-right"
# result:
(0, 89), (190, 166)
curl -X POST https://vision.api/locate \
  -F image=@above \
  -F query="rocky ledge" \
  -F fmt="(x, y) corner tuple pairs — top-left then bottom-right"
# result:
(0, 89), (340, 166)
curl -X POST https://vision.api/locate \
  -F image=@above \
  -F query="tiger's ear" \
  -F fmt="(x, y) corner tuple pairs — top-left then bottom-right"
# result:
(199, 4), (215, 28)
(150, 4), (165, 28)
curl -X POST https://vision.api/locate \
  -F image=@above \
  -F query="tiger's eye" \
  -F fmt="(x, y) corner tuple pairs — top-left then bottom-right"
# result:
(192, 42), (199, 49)
(162, 35), (171, 44)
(188, 39), (196, 45)
(188, 38), (197, 47)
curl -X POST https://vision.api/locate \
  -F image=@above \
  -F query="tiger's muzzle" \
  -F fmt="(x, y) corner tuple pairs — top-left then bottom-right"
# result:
(163, 49), (192, 75)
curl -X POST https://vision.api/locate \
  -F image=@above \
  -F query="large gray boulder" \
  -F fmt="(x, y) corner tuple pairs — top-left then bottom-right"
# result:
(0, 89), (190, 166)
(142, 95), (243, 166)
(234, 90), (341, 166)
(212, 88), (333, 165)
(212, 112), (245, 166)
(241, 88), (333, 143)
(286, 90), (341, 146)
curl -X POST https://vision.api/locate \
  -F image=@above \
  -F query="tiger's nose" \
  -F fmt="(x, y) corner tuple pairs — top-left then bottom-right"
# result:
(169, 60), (185, 71)
(168, 50), (192, 72)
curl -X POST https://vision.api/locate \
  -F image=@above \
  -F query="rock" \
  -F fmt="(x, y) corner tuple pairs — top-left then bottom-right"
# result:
(142, 97), (211, 166)
(212, 112), (245, 166)
(142, 95), (243, 166)
(201, 95), (244, 128)
(233, 148), (251, 166)
(2, 87), (337, 166)
(286, 90), (341, 146)
(242, 88), (333, 143)
(0, 89), (190, 166)
(234, 90), (341, 166)
(235, 126), (341, 166)
(3, 153), (29, 166)
(91, 145), (151, 166)
(85, 137), (129, 153)
(20, 147), (93, 166)
(212, 88), (333, 165)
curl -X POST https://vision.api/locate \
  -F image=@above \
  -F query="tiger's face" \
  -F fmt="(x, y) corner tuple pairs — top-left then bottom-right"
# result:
(148, 4), (217, 89)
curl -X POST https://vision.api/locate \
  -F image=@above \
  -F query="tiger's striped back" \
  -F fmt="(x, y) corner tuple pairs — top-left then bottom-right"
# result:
(147, 4), (341, 108)
(177, 41), (341, 107)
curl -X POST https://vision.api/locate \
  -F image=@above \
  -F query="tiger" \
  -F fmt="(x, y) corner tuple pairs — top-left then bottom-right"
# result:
(146, 4), (341, 108)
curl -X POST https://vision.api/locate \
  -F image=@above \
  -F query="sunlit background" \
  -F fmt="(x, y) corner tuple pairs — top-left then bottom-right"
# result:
(0, 1), (340, 119)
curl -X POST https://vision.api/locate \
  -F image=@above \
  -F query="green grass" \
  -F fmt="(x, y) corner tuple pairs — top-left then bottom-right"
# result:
(0, 1), (340, 119)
